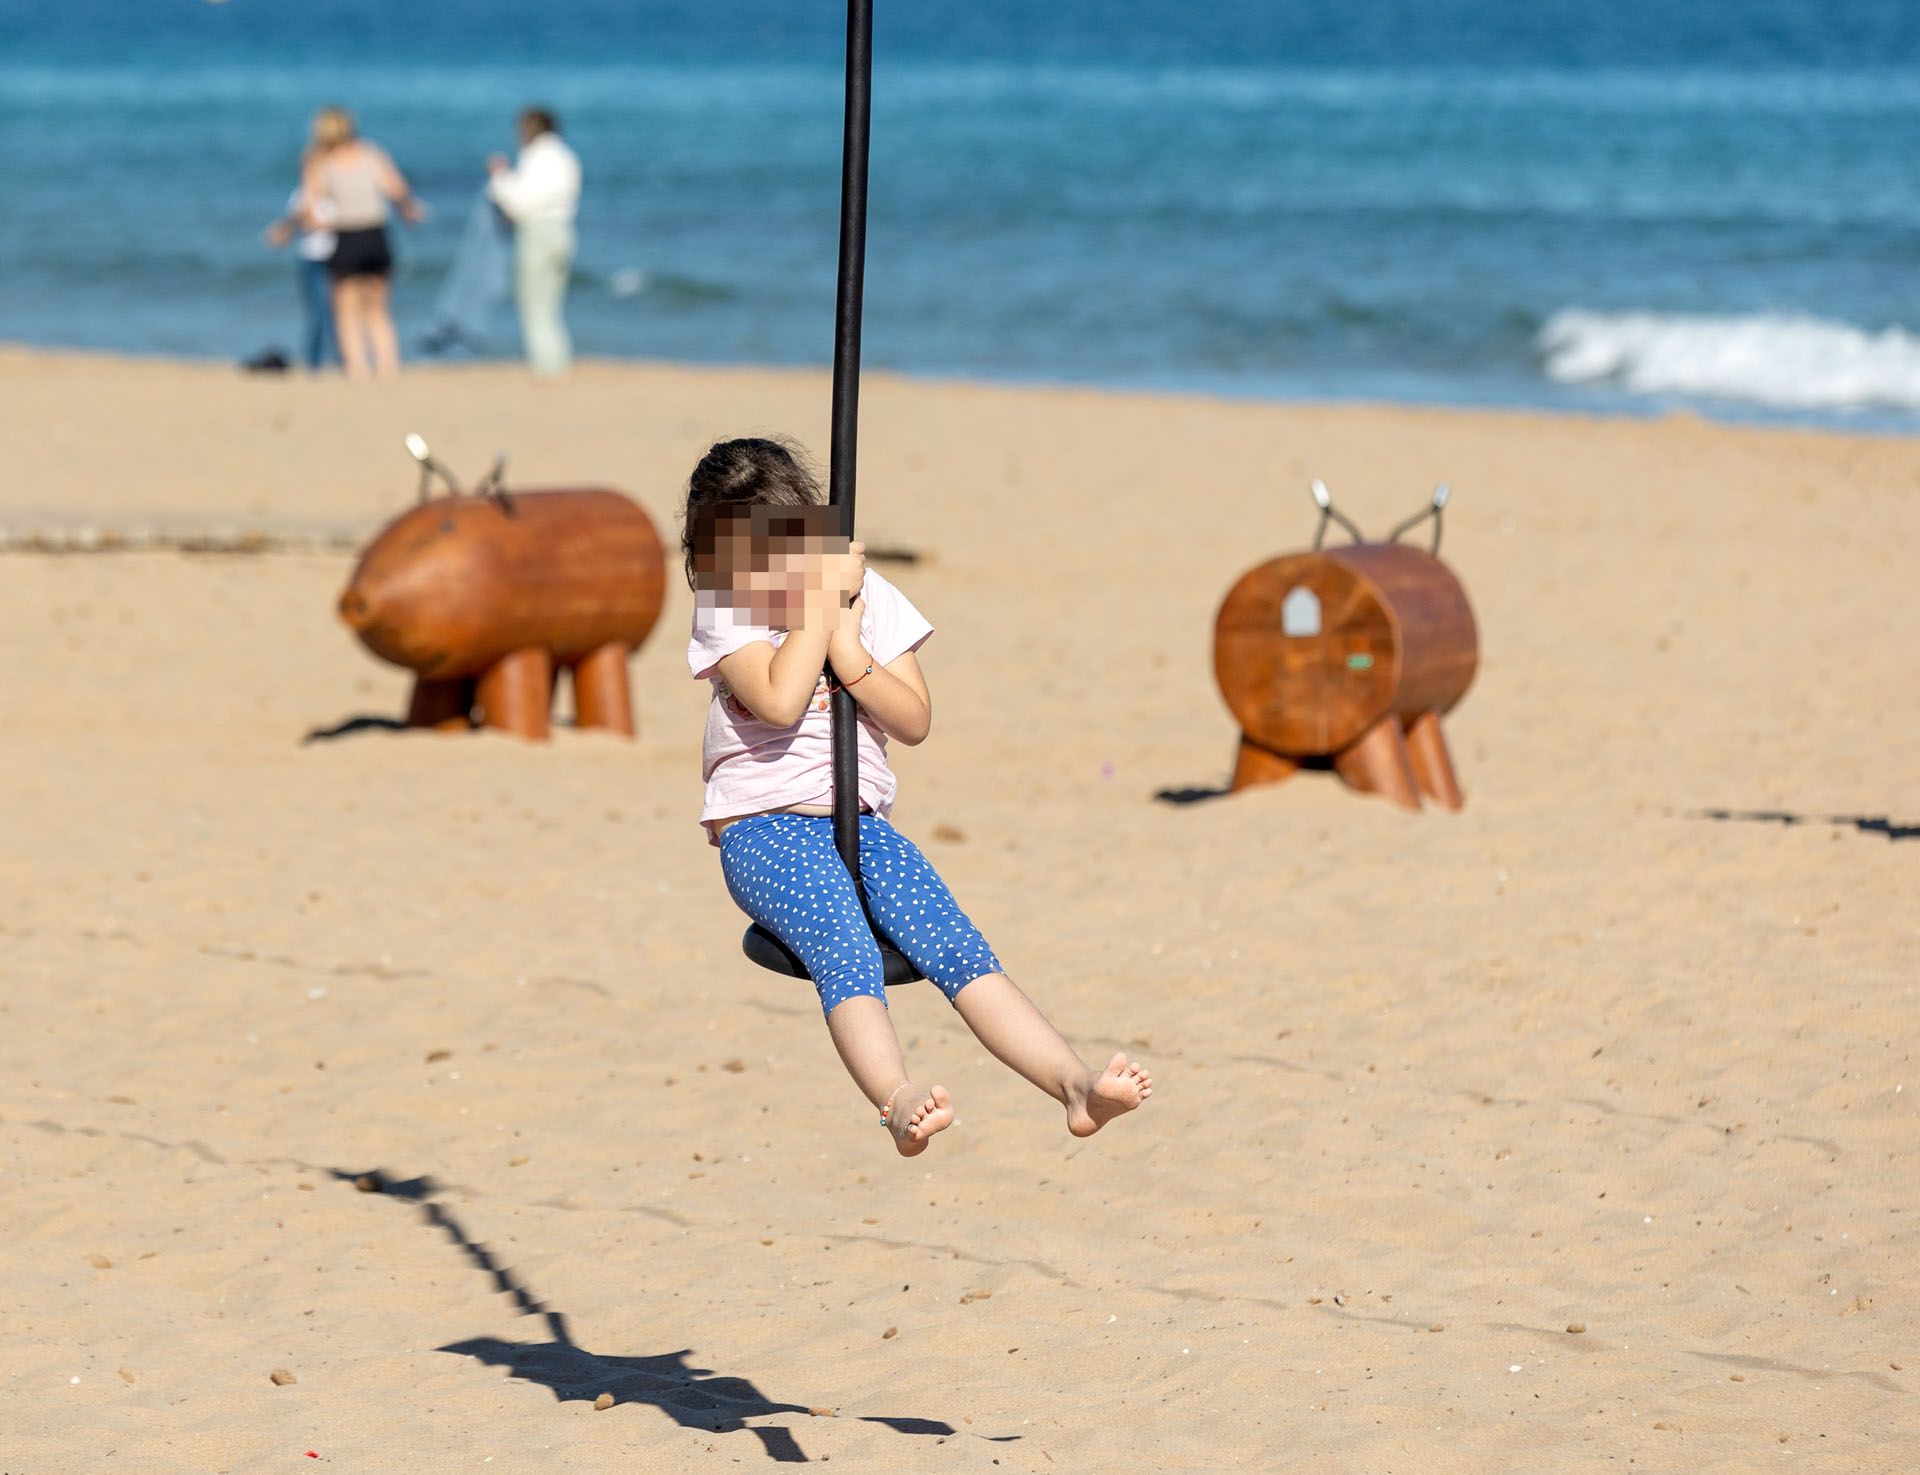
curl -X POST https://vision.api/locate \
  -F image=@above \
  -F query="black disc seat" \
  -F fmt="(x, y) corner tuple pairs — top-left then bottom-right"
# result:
(742, 921), (922, 986)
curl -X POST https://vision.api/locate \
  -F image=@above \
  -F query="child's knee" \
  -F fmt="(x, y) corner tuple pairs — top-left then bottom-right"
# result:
(928, 938), (1003, 1004)
(818, 969), (888, 1017)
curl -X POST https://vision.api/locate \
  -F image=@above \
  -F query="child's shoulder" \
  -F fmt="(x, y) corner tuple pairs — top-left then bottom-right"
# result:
(863, 566), (915, 606)
(687, 593), (783, 678)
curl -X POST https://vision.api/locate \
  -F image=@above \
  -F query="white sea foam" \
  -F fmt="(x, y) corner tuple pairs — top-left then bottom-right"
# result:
(1539, 310), (1920, 413)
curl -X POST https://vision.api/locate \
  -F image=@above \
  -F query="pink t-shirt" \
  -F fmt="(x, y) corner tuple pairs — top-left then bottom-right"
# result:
(687, 569), (933, 840)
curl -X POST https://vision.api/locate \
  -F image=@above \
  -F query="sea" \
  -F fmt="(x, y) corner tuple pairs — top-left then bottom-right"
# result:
(4, 0), (1919, 426)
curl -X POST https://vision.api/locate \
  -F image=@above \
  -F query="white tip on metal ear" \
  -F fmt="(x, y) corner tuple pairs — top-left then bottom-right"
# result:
(404, 433), (431, 462)
(1432, 482), (1451, 509)
(1311, 479), (1332, 509)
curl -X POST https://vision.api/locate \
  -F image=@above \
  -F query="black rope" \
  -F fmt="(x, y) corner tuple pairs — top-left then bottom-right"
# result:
(827, 0), (873, 878)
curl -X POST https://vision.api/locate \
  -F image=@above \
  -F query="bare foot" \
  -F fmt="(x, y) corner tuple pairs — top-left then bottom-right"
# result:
(887, 1083), (955, 1157)
(1066, 1052), (1152, 1137)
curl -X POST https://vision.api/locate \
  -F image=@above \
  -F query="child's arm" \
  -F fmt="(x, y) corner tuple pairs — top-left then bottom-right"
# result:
(711, 543), (867, 729)
(714, 622), (833, 728)
(828, 599), (932, 745)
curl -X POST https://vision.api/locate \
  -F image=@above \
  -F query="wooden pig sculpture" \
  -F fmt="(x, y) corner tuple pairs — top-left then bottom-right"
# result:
(1214, 481), (1477, 810)
(338, 436), (666, 741)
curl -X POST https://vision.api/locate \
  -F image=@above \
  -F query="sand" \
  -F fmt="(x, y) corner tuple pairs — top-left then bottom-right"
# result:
(0, 346), (1915, 1473)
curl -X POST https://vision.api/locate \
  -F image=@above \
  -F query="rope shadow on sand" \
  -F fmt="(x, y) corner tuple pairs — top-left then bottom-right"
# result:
(335, 1168), (973, 1464)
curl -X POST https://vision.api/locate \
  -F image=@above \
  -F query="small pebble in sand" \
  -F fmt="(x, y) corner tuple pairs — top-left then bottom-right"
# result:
(759, 1238), (773, 1247)
(593, 1392), (614, 1411)
(1566, 1323), (1586, 1334)
(1428, 1325), (1446, 1333)
(87, 1253), (112, 1269)
(1730, 1373), (1745, 1381)
(270, 1368), (297, 1386)
(1332, 1293), (1348, 1307)
(722, 1059), (747, 1073)
(117, 1367), (135, 1384)
(1508, 1364), (1522, 1373)
(353, 1175), (381, 1193)
(425, 1049), (452, 1063)
(507, 1155), (530, 1168)
(932, 824), (966, 843)
(1652, 1421), (1679, 1431)
(808, 1406), (837, 1418)
(882, 1327), (898, 1340)
(959, 1290), (992, 1304)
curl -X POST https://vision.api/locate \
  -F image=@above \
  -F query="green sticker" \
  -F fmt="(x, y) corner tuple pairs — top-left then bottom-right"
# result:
(1346, 653), (1374, 670)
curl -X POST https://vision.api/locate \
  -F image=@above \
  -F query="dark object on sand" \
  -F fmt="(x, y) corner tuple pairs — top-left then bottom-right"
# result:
(337, 436), (667, 741)
(1214, 481), (1478, 810)
(242, 347), (291, 373)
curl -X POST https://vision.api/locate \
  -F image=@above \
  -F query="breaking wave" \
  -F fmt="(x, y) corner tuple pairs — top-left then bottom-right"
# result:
(1539, 310), (1920, 413)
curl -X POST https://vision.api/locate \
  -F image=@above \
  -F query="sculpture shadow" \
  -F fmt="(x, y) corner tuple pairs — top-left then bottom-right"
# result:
(300, 713), (614, 746)
(1692, 807), (1919, 844)
(334, 1167), (968, 1464)
(1152, 784), (1234, 807)
(1154, 756), (1336, 806)
(301, 714), (410, 745)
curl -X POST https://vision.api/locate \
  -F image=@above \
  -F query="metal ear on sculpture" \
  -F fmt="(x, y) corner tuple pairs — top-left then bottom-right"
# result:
(475, 451), (515, 514)
(1309, 479), (1367, 550)
(1386, 482), (1451, 555)
(404, 433), (464, 502)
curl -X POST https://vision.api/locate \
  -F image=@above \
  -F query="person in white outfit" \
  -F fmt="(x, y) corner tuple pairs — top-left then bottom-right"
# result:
(486, 107), (582, 378)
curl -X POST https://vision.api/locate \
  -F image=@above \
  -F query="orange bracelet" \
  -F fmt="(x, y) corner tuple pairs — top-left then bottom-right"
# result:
(828, 663), (873, 693)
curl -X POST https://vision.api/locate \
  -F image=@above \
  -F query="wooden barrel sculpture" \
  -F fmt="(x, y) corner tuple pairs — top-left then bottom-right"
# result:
(339, 489), (666, 741)
(1214, 541), (1477, 809)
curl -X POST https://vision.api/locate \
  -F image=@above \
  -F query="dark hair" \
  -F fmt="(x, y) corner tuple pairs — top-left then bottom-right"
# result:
(682, 437), (823, 589)
(520, 106), (560, 137)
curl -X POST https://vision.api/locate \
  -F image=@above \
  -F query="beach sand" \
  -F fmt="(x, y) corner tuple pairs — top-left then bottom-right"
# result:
(1, 347), (1915, 1473)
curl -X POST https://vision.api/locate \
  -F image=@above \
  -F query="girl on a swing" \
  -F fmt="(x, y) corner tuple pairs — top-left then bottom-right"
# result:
(684, 437), (1152, 1155)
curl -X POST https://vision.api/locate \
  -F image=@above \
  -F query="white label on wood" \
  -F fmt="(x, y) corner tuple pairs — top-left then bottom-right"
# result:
(1282, 586), (1321, 637)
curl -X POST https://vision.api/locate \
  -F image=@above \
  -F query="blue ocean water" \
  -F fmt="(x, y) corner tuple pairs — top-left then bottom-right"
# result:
(3, 0), (1919, 423)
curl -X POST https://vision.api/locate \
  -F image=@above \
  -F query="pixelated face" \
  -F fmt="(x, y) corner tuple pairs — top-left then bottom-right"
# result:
(697, 504), (847, 625)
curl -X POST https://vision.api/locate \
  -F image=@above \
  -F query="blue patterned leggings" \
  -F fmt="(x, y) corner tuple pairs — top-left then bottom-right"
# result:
(719, 813), (1003, 1015)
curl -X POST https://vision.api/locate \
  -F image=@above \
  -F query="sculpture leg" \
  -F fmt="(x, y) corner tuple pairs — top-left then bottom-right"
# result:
(406, 676), (474, 732)
(571, 641), (635, 737)
(475, 647), (554, 741)
(1332, 714), (1422, 810)
(1230, 733), (1299, 792)
(1404, 710), (1464, 810)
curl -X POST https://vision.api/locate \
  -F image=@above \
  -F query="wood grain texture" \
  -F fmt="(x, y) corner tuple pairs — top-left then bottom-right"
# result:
(339, 490), (666, 681)
(474, 646), (554, 741)
(1331, 713), (1423, 810)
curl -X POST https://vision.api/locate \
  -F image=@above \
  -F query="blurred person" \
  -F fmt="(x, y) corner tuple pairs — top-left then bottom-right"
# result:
(300, 106), (425, 380)
(263, 125), (340, 372)
(487, 106), (581, 378)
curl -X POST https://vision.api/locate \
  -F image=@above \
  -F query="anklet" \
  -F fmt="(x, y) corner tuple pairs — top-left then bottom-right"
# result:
(878, 1082), (914, 1129)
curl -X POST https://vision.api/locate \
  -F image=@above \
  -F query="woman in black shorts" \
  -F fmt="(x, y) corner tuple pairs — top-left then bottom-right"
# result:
(300, 107), (425, 379)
